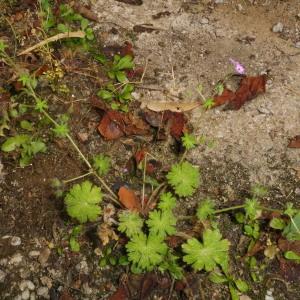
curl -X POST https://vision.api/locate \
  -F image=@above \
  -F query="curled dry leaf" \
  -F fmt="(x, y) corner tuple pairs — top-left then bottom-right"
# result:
(91, 94), (150, 139)
(288, 135), (300, 148)
(143, 110), (187, 140)
(97, 223), (118, 246)
(142, 100), (200, 113)
(213, 75), (267, 110)
(118, 186), (141, 211)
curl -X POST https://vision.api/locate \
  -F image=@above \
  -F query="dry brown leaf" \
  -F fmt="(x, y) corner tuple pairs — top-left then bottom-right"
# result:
(213, 75), (267, 110)
(142, 101), (200, 112)
(97, 223), (118, 246)
(118, 186), (141, 211)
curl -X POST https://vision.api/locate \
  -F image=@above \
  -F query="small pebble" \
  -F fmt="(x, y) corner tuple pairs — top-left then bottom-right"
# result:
(295, 188), (300, 196)
(75, 260), (89, 274)
(29, 251), (40, 257)
(0, 269), (6, 282)
(40, 276), (52, 288)
(200, 17), (209, 24)
(0, 258), (8, 266)
(237, 4), (243, 11)
(10, 253), (23, 265)
(215, 0), (224, 3)
(37, 286), (49, 299)
(38, 248), (51, 266)
(295, 41), (300, 48)
(20, 280), (35, 291)
(30, 293), (36, 300)
(272, 22), (283, 33)
(22, 289), (30, 300)
(11, 236), (22, 246)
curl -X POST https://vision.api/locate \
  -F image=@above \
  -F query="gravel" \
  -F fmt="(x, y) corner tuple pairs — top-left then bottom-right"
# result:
(272, 22), (283, 33)
(0, 269), (6, 283)
(9, 253), (23, 265)
(37, 286), (49, 299)
(11, 236), (22, 246)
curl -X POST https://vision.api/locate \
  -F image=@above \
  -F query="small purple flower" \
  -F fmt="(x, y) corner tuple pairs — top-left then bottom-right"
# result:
(229, 58), (245, 74)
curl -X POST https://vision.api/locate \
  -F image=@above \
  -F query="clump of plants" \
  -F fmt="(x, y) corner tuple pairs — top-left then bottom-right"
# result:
(96, 54), (135, 112)
(1, 33), (300, 300)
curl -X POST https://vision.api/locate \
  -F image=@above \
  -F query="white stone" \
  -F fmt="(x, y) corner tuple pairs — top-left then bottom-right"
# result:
(11, 236), (22, 246)
(29, 251), (40, 257)
(295, 41), (300, 49)
(20, 280), (35, 291)
(21, 289), (30, 300)
(200, 18), (209, 24)
(272, 22), (283, 33)
(10, 253), (23, 265)
(37, 286), (49, 299)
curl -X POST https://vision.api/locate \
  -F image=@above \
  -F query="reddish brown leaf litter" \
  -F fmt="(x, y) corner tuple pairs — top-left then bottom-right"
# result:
(118, 186), (141, 211)
(288, 135), (300, 148)
(108, 286), (128, 300)
(213, 75), (267, 109)
(143, 110), (187, 140)
(102, 42), (134, 58)
(134, 149), (161, 175)
(278, 238), (300, 256)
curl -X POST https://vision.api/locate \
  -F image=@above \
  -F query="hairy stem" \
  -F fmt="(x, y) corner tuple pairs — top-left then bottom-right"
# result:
(63, 171), (94, 184)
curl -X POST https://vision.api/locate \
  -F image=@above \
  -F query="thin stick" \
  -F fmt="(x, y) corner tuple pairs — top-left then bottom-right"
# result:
(63, 171), (94, 184)
(141, 153), (148, 209)
(18, 31), (85, 56)
(167, 278), (175, 300)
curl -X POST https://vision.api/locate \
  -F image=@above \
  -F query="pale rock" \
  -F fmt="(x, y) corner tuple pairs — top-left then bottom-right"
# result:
(10, 253), (23, 265)
(272, 22), (283, 33)
(11, 236), (22, 246)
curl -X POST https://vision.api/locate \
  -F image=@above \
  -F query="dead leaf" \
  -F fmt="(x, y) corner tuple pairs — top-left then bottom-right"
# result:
(142, 100), (200, 112)
(288, 135), (300, 148)
(94, 101), (150, 140)
(213, 88), (235, 107)
(278, 238), (300, 256)
(118, 186), (141, 211)
(213, 75), (267, 110)
(169, 112), (187, 140)
(98, 113), (125, 140)
(143, 110), (187, 140)
(97, 223), (118, 246)
(102, 42), (134, 58)
(109, 286), (128, 300)
(245, 240), (265, 257)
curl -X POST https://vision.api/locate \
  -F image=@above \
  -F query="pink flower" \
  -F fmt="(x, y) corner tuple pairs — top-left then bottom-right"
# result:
(229, 58), (245, 74)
